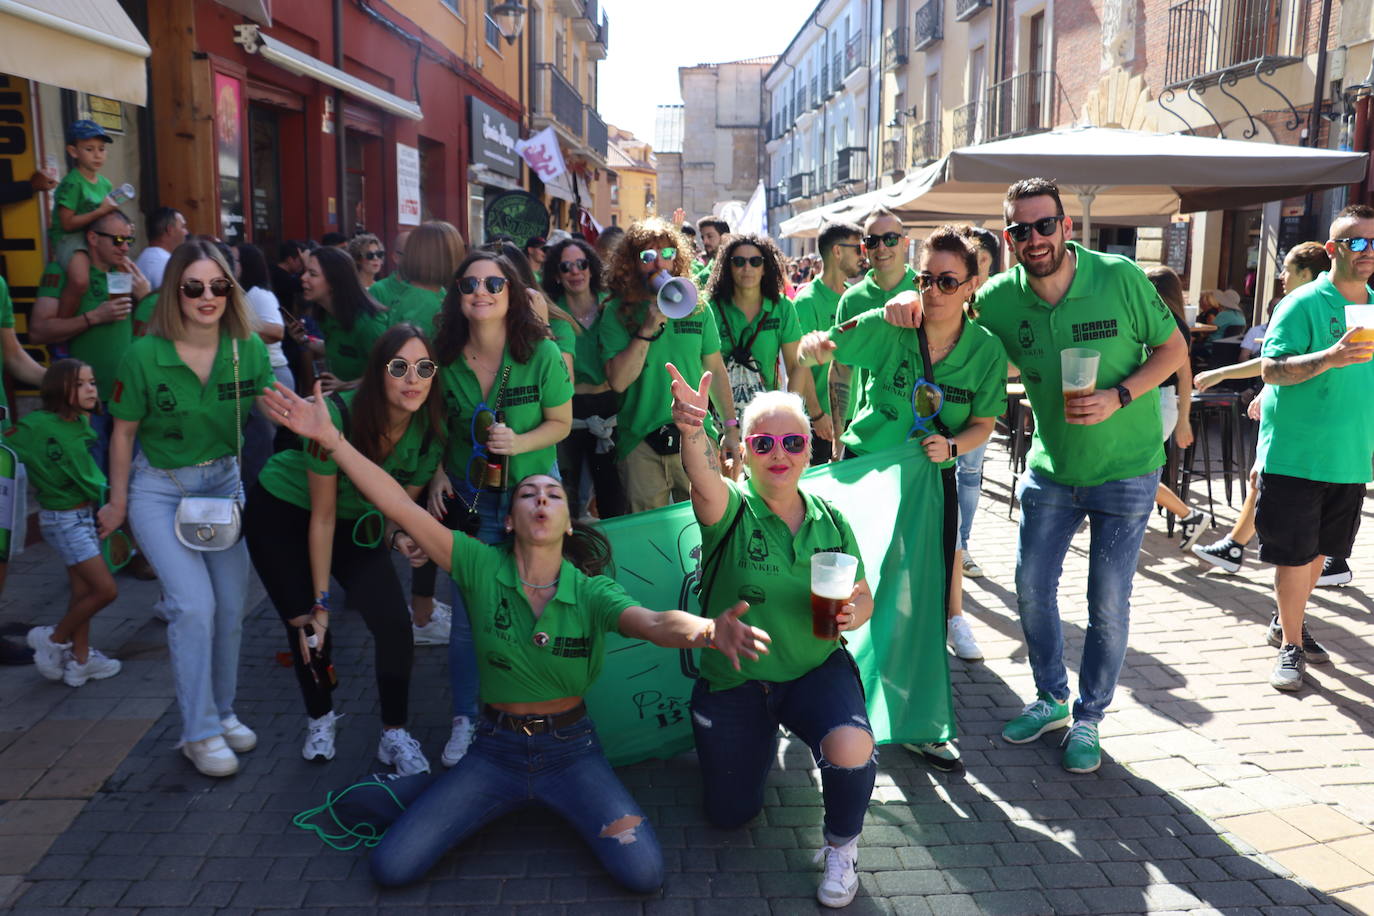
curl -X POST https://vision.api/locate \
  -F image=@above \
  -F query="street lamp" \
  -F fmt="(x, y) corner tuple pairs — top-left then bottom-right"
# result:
(491, 2), (527, 45)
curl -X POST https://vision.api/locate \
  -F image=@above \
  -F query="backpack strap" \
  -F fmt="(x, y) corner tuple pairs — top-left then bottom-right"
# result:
(695, 495), (746, 619)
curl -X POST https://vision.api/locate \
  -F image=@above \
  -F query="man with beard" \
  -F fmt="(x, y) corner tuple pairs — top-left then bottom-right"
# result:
(888, 178), (1186, 773)
(693, 217), (729, 287)
(792, 220), (863, 462)
(1256, 204), (1374, 691)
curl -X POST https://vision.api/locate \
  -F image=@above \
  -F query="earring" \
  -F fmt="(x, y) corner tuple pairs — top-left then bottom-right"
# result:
(505, 524), (513, 532)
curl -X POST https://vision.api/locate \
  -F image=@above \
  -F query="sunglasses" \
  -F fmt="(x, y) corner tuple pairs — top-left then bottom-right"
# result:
(180, 277), (235, 298)
(744, 433), (810, 455)
(908, 379), (946, 440)
(730, 255), (765, 268)
(385, 357), (437, 379)
(363, 250), (385, 260)
(558, 258), (589, 273)
(1335, 237), (1374, 253)
(457, 276), (508, 295)
(916, 272), (972, 295)
(863, 232), (903, 250)
(638, 247), (677, 264)
(92, 230), (134, 246)
(466, 404), (499, 490)
(1005, 216), (1064, 243)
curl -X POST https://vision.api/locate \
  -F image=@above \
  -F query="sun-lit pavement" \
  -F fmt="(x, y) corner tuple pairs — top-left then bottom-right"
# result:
(1, 436), (1373, 914)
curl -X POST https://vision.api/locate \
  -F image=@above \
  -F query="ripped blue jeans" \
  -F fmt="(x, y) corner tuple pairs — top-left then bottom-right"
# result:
(690, 648), (876, 843)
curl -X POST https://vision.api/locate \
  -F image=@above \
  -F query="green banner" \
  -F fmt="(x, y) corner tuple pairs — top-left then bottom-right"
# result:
(585, 441), (953, 766)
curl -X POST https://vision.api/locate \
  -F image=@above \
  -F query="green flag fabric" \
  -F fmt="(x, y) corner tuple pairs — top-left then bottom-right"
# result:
(584, 440), (954, 766)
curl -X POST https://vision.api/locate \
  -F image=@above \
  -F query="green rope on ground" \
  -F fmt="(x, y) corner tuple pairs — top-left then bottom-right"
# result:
(291, 778), (407, 851)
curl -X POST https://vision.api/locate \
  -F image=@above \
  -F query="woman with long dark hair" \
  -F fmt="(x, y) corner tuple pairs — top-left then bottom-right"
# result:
(295, 246), (389, 392)
(541, 237), (625, 519)
(426, 251), (572, 768)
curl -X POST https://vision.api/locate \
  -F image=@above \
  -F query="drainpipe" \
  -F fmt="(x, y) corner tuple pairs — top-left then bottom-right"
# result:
(1307, 0), (1333, 147)
(334, 0), (346, 235)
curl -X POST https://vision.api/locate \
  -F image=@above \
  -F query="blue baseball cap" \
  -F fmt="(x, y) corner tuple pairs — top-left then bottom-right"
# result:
(67, 120), (113, 144)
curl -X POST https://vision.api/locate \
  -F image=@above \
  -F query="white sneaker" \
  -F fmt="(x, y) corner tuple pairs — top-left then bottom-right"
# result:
(62, 648), (122, 687)
(182, 735), (239, 777)
(378, 728), (430, 776)
(441, 715), (475, 767)
(814, 837), (860, 908)
(961, 553), (985, 578)
(27, 626), (70, 680)
(303, 711), (340, 762)
(220, 715), (257, 753)
(412, 602), (452, 646)
(947, 616), (983, 661)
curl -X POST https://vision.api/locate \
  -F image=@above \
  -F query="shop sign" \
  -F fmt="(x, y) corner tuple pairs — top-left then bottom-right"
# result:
(397, 142), (421, 226)
(82, 94), (124, 135)
(469, 97), (521, 180)
(484, 190), (548, 247)
(213, 72), (245, 246)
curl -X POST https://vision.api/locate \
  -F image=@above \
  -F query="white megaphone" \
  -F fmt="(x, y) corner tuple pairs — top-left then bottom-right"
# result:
(649, 269), (698, 319)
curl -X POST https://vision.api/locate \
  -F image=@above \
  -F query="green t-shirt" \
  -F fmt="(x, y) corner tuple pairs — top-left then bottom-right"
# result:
(449, 531), (635, 703)
(439, 338), (572, 487)
(320, 307), (389, 382)
(1210, 308), (1245, 342)
(598, 297), (723, 459)
(4, 410), (105, 510)
(133, 291), (159, 326)
(48, 170), (112, 250)
(376, 279), (443, 336)
(110, 333), (273, 469)
(975, 242), (1176, 487)
(367, 274), (402, 306)
(697, 477), (866, 691)
(0, 277), (14, 427)
(710, 296), (803, 390)
(553, 296), (610, 386)
(830, 310), (1008, 466)
(692, 259), (713, 290)
(836, 267), (919, 425)
(1257, 271), (1374, 484)
(791, 279), (843, 414)
(256, 390), (442, 519)
(38, 262), (131, 402)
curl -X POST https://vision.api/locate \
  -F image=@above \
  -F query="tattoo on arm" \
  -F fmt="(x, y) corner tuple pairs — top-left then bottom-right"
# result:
(1263, 353), (1328, 386)
(702, 433), (720, 472)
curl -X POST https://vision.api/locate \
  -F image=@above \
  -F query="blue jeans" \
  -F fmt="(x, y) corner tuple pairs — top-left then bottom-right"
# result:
(1014, 467), (1159, 724)
(369, 713), (663, 892)
(445, 476), (510, 720)
(956, 442), (988, 551)
(241, 365), (295, 487)
(127, 454), (249, 743)
(690, 648), (876, 843)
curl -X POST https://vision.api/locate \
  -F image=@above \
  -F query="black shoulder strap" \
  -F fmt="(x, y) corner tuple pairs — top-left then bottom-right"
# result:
(328, 391), (351, 439)
(695, 497), (747, 618)
(916, 325), (953, 438)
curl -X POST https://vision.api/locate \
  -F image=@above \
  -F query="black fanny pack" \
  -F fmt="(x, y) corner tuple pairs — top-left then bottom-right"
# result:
(643, 423), (681, 456)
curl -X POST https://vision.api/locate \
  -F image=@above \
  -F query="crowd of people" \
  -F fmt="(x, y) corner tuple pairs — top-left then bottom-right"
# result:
(1, 119), (1371, 909)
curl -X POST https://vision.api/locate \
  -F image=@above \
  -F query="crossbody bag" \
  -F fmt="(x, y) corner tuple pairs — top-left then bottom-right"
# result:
(168, 338), (245, 551)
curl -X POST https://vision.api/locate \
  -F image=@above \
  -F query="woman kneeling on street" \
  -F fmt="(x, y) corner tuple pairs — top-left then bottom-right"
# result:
(262, 379), (771, 892)
(667, 365), (876, 909)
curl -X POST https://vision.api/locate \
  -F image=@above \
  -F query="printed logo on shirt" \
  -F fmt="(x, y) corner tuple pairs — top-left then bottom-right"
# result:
(550, 636), (591, 658)
(672, 320), (704, 336)
(1071, 319), (1119, 343)
(890, 358), (913, 393)
(1017, 320), (1035, 350)
(216, 380), (258, 402)
(1331, 316), (1345, 341)
(746, 529), (769, 562)
(155, 383), (178, 413)
(493, 596), (513, 631)
(943, 384), (974, 406)
(506, 384), (540, 407)
(44, 437), (63, 463)
(112, 380), (124, 404)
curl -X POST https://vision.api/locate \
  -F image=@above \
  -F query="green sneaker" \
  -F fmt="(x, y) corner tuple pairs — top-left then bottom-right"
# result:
(1061, 721), (1101, 773)
(1001, 692), (1071, 744)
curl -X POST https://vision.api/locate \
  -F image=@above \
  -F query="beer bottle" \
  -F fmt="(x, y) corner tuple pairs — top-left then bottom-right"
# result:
(482, 409), (509, 492)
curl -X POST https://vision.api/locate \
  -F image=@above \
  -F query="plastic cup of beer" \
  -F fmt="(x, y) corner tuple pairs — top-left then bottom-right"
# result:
(1345, 305), (1374, 354)
(811, 552), (859, 640)
(1061, 348), (1100, 419)
(106, 271), (133, 296)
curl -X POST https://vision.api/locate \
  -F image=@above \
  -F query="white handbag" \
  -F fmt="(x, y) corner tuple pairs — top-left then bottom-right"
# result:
(169, 339), (244, 552)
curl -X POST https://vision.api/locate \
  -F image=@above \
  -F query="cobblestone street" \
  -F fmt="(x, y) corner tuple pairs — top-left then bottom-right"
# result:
(2, 441), (1374, 914)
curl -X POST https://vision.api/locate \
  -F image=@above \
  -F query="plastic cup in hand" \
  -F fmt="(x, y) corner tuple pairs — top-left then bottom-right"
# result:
(1345, 305), (1374, 353)
(106, 271), (133, 296)
(1061, 348), (1100, 419)
(811, 552), (858, 640)
(110, 183), (136, 204)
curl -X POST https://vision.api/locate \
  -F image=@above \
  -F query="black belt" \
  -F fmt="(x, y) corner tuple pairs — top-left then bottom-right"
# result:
(482, 702), (587, 736)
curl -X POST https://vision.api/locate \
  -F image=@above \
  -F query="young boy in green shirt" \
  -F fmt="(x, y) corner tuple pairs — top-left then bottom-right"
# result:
(50, 120), (123, 323)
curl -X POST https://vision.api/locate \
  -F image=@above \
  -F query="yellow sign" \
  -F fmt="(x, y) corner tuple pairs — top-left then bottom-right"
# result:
(0, 73), (52, 378)
(84, 94), (125, 135)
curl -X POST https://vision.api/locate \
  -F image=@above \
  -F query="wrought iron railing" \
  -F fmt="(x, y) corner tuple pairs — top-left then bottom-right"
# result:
(1164, 0), (1309, 87)
(832, 52), (844, 90)
(954, 0), (991, 20)
(953, 70), (1070, 145)
(836, 147), (867, 184)
(881, 137), (902, 175)
(585, 107), (607, 157)
(883, 28), (909, 71)
(914, 0), (943, 50)
(952, 99), (981, 148)
(911, 117), (941, 166)
(787, 172), (812, 201)
(845, 33), (866, 75)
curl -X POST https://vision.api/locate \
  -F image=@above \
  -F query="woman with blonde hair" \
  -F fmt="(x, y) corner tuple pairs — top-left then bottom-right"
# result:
(348, 233), (386, 290)
(98, 239), (274, 777)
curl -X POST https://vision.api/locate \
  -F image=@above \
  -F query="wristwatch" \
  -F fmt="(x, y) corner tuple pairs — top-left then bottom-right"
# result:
(1114, 384), (1132, 408)
(948, 438), (959, 458)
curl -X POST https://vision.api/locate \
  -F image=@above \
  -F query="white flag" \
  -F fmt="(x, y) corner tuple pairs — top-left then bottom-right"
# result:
(738, 180), (767, 237)
(515, 127), (568, 183)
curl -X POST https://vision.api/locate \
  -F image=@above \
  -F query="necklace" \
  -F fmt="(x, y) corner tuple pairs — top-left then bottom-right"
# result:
(518, 574), (560, 589)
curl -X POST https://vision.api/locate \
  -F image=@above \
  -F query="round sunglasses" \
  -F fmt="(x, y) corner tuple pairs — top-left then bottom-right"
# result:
(730, 255), (765, 268)
(457, 276), (508, 295)
(180, 277), (235, 299)
(558, 258), (590, 273)
(744, 432), (810, 455)
(385, 357), (437, 379)
(638, 247), (677, 264)
(916, 273), (972, 295)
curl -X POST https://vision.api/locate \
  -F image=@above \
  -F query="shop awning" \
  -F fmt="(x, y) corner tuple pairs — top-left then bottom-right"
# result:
(232, 24), (422, 122)
(215, 0), (271, 26)
(0, 0), (150, 106)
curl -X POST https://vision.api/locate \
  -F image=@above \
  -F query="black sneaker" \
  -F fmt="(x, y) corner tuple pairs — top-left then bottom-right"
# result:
(1270, 643), (1306, 691)
(1317, 557), (1353, 587)
(1266, 616), (1330, 664)
(1193, 537), (1244, 573)
(902, 741), (965, 774)
(1177, 509), (1211, 551)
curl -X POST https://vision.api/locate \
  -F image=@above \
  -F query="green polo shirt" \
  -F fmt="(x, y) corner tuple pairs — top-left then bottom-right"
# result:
(692, 259), (713, 289)
(975, 242), (1176, 487)
(836, 267), (919, 425)
(4, 410), (105, 510)
(710, 296), (802, 389)
(450, 531), (636, 703)
(1257, 271), (1374, 484)
(374, 279), (443, 336)
(792, 279), (843, 413)
(38, 262), (131, 402)
(599, 297), (723, 459)
(697, 477), (865, 691)
(320, 307), (389, 382)
(367, 274), (402, 305)
(830, 310), (1008, 465)
(110, 333), (273, 470)
(0, 277), (14, 427)
(553, 296), (611, 386)
(550, 313), (577, 359)
(257, 390), (442, 519)
(48, 170), (112, 251)
(439, 338), (572, 486)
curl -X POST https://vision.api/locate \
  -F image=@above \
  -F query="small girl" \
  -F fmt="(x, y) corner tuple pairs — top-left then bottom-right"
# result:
(13, 360), (121, 686)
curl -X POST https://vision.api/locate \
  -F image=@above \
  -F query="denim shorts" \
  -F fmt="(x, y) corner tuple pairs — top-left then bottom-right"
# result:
(39, 506), (101, 566)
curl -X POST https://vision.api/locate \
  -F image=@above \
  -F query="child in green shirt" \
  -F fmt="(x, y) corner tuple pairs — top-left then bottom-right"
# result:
(50, 120), (125, 322)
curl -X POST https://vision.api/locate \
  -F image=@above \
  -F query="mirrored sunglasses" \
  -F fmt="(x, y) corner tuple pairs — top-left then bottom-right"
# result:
(862, 232), (903, 250)
(745, 433), (810, 455)
(457, 276), (508, 295)
(638, 247), (677, 264)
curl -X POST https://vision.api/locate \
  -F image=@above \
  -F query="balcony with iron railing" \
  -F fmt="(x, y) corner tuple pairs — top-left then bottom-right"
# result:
(952, 70), (1072, 147)
(955, 0), (992, 20)
(881, 137), (902, 176)
(573, 0), (598, 40)
(836, 147), (867, 184)
(844, 33), (866, 76)
(1163, 0), (1309, 88)
(914, 0), (943, 50)
(911, 116), (941, 166)
(832, 52), (844, 90)
(952, 98), (981, 148)
(814, 161), (830, 193)
(555, 0), (583, 17)
(533, 63), (584, 140)
(811, 77), (821, 109)
(883, 27), (909, 71)
(821, 62), (832, 97)
(588, 14), (609, 60)
(585, 106), (607, 158)
(787, 172), (813, 201)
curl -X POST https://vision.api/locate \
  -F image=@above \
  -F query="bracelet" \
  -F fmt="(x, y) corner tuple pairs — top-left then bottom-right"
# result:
(315, 591), (331, 610)
(724, 418), (740, 428)
(389, 529), (405, 550)
(83, 313), (92, 328)
(634, 325), (666, 342)
(809, 411), (823, 422)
